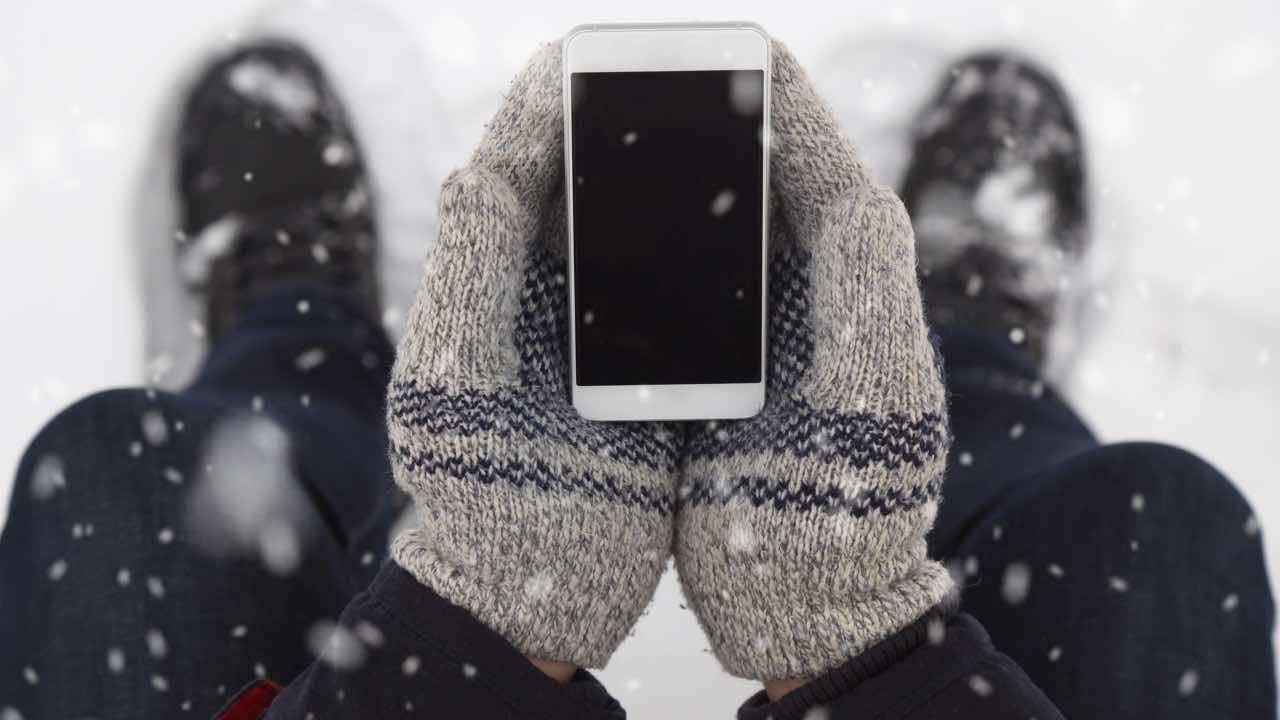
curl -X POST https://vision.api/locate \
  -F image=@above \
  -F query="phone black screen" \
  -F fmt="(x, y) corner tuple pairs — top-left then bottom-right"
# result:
(570, 70), (765, 386)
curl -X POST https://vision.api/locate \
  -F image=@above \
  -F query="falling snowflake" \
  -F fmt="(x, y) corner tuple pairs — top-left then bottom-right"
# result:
(1008, 423), (1025, 439)
(157, 527), (175, 545)
(1178, 668), (1199, 696)
(164, 467), (184, 485)
(1131, 493), (1145, 512)
(401, 655), (421, 676)
(621, 131), (639, 146)
(130, 441), (144, 458)
(523, 570), (555, 601)
(296, 299), (311, 314)
(142, 410), (169, 446)
(48, 559), (67, 581)
(968, 673), (993, 697)
(21, 667), (38, 685)
(727, 519), (757, 553)
(1222, 593), (1239, 612)
(710, 189), (737, 217)
(345, 187), (369, 217)
(106, 647), (126, 674)
(711, 471), (735, 499)
(322, 140), (353, 166)
(1108, 576), (1129, 593)
(151, 674), (169, 693)
(1047, 562), (1065, 578)
(965, 274), (984, 296)
(184, 414), (318, 577)
(376, 307), (403, 336)
(30, 454), (67, 500)
(147, 576), (166, 599)
(147, 628), (169, 659)
(1001, 562), (1031, 605)
(117, 567), (132, 587)
(259, 519), (302, 576)
(722, 68), (763, 117)
(927, 616), (947, 645)
(307, 621), (367, 671)
(354, 621), (384, 648)
(958, 451), (974, 467)
(462, 663), (478, 679)
(231, 624), (248, 638)
(1244, 514), (1260, 537)
(295, 348), (327, 372)
(1048, 646), (1063, 662)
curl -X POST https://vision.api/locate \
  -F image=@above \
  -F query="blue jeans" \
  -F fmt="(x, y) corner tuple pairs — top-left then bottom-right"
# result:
(0, 295), (1274, 718)
(0, 287), (404, 719)
(931, 326), (1277, 718)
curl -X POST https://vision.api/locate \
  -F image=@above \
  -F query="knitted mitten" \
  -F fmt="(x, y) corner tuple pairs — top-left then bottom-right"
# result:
(674, 42), (955, 681)
(387, 43), (680, 669)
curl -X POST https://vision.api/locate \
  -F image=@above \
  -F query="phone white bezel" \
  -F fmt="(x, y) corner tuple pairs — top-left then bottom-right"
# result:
(563, 22), (770, 422)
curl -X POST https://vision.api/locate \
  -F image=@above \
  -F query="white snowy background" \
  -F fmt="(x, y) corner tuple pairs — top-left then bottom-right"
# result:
(1, 0), (1278, 715)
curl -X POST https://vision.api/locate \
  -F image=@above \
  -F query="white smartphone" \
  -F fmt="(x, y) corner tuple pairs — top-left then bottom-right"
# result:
(563, 22), (770, 422)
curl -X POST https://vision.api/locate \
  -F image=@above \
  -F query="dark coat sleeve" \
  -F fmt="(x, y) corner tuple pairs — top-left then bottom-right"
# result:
(214, 562), (625, 720)
(216, 565), (1060, 720)
(737, 611), (1065, 720)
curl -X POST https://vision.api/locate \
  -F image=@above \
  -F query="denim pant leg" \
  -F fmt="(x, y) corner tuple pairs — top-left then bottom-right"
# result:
(933, 326), (1277, 717)
(0, 286), (402, 720)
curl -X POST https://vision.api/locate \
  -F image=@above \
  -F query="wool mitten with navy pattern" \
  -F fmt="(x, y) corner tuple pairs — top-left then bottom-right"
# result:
(674, 42), (955, 681)
(387, 43), (679, 669)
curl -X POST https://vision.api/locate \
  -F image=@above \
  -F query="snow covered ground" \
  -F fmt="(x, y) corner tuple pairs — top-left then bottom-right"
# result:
(1, 0), (1277, 715)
